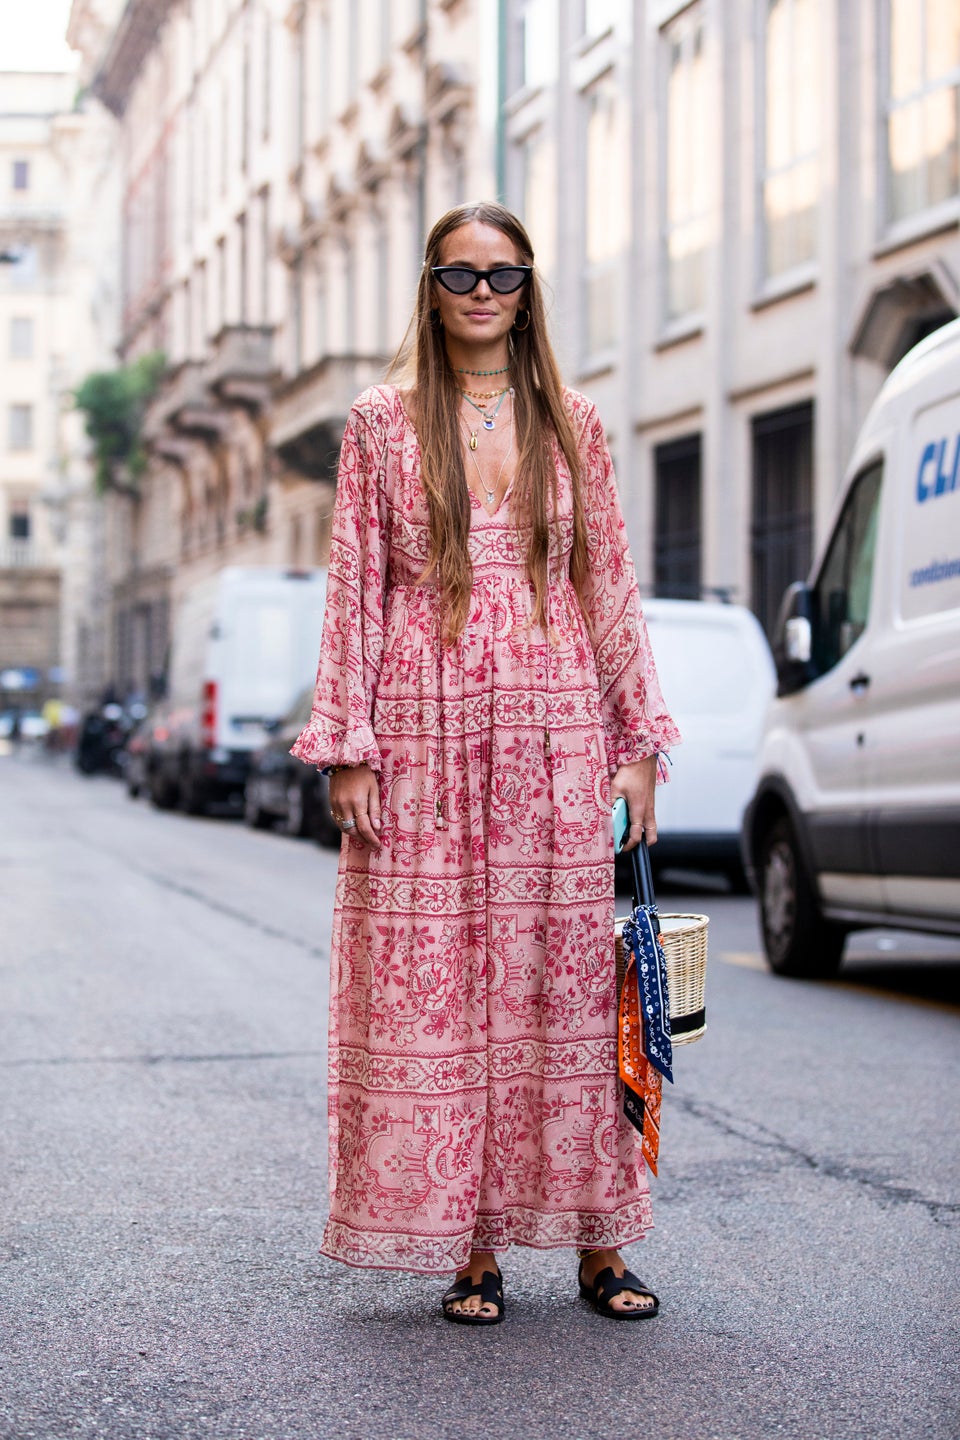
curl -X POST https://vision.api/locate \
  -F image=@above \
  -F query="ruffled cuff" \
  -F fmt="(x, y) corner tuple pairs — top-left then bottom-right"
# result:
(605, 724), (682, 783)
(290, 717), (382, 773)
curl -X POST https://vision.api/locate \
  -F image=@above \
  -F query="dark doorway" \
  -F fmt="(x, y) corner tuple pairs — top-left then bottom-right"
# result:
(654, 434), (702, 600)
(751, 402), (814, 637)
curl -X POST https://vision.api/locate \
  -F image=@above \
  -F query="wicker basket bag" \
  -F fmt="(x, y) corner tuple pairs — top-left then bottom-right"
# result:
(615, 910), (709, 1045)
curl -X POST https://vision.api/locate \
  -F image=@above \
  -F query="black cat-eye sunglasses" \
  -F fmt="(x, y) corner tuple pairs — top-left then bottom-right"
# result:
(431, 265), (532, 295)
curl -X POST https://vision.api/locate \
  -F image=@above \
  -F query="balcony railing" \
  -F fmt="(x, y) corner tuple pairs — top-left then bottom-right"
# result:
(0, 541), (40, 569)
(271, 354), (389, 480)
(207, 325), (276, 407)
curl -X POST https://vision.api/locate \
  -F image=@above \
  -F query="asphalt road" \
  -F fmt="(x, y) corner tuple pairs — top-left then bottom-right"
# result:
(1, 752), (958, 1440)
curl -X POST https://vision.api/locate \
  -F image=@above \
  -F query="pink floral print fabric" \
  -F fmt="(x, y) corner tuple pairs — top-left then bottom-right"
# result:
(293, 385), (680, 1273)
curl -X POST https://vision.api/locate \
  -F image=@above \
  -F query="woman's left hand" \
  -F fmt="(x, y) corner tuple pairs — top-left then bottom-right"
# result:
(610, 754), (659, 851)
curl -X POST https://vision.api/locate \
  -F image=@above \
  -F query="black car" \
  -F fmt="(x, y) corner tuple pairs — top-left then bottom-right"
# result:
(244, 687), (340, 846)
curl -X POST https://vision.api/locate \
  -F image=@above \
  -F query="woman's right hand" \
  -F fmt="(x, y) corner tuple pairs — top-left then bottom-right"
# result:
(328, 764), (382, 849)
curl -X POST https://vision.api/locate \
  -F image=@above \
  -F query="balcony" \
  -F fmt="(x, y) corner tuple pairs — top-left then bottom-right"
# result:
(270, 354), (389, 480)
(207, 325), (277, 409)
(142, 360), (229, 443)
(0, 541), (41, 569)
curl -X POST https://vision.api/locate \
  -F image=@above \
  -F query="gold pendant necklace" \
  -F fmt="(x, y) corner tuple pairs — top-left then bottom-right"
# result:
(459, 401), (513, 507)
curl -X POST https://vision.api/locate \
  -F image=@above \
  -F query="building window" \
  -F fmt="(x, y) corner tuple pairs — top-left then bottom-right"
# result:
(10, 317), (34, 358)
(582, 71), (625, 360)
(319, 9), (331, 132)
(12, 159), (29, 191)
(290, 259), (303, 371)
(758, 0), (819, 282)
(9, 404), (34, 451)
(751, 402), (814, 637)
(262, 13), (272, 141)
(379, 0), (392, 68)
(518, 0), (557, 91)
(661, 3), (708, 325)
(221, 81), (229, 196)
(316, 262), (328, 359)
(241, 33), (251, 175)
(583, 0), (618, 38)
(347, 6), (360, 103)
(295, 9), (307, 159)
(374, 210), (388, 351)
(654, 435), (702, 599)
(237, 212), (248, 324)
(259, 187), (271, 325)
(6, 243), (38, 289)
(519, 127), (557, 284)
(9, 508), (30, 540)
(883, 0), (960, 227)
(343, 239), (356, 350)
(217, 236), (227, 329)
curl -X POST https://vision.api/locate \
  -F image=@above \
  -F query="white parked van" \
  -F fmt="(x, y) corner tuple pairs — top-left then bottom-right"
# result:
(642, 599), (775, 886)
(147, 567), (328, 814)
(742, 319), (960, 976)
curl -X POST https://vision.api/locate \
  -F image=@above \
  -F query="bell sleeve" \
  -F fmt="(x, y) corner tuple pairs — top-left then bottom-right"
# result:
(576, 404), (681, 778)
(291, 395), (389, 772)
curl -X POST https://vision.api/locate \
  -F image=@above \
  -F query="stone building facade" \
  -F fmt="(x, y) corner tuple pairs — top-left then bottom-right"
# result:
(88, 0), (497, 703)
(0, 68), (118, 711)
(502, 0), (960, 630)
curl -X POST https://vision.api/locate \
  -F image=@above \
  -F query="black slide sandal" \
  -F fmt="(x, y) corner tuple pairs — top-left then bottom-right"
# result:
(441, 1267), (505, 1326)
(578, 1262), (659, 1320)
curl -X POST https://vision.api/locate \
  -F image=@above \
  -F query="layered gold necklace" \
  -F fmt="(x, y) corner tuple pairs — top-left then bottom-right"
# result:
(459, 390), (514, 509)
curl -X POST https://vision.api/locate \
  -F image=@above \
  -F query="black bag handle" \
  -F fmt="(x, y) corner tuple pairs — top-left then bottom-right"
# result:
(627, 837), (660, 937)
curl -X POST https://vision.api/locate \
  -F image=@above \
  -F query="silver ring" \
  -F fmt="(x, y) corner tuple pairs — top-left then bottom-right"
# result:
(340, 817), (357, 830)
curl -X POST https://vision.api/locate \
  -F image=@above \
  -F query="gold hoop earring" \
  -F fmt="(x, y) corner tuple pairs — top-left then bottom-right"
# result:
(513, 308), (531, 333)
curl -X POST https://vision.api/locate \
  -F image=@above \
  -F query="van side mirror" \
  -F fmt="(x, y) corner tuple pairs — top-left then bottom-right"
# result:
(773, 582), (816, 696)
(784, 616), (811, 664)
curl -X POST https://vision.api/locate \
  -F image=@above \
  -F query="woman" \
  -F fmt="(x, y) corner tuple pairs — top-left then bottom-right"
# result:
(293, 202), (680, 1326)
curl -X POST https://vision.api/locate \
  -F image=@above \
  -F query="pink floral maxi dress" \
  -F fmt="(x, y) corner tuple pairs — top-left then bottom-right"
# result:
(293, 384), (680, 1273)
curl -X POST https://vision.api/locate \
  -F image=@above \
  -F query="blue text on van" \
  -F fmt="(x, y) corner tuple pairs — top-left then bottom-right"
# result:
(916, 436), (960, 502)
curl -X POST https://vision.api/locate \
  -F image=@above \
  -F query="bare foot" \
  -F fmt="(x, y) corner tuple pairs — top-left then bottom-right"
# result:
(578, 1248), (657, 1315)
(442, 1250), (502, 1321)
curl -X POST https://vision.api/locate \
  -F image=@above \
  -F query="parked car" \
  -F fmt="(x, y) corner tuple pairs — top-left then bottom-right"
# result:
(742, 318), (960, 977)
(638, 597), (776, 888)
(244, 687), (340, 846)
(146, 567), (328, 815)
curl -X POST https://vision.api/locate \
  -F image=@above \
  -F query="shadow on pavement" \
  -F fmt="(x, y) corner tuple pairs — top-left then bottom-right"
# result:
(835, 955), (960, 1010)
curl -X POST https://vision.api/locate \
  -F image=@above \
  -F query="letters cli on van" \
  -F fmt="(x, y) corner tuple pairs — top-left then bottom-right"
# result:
(916, 434), (960, 502)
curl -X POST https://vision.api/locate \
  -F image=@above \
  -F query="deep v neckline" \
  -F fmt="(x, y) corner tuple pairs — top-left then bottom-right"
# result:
(395, 389), (514, 521)
(468, 472), (515, 521)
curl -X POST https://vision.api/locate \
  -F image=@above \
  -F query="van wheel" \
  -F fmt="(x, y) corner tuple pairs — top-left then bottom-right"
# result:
(244, 782), (271, 830)
(148, 769), (178, 810)
(758, 816), (846, 978)
(283, 781), (310, 838)
(179, 767), (207, 816)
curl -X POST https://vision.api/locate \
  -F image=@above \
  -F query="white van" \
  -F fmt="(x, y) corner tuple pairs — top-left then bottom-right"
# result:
(642, 599), (775, 886)
(742, 319), (960, 976)
(147, 567), (327, 814)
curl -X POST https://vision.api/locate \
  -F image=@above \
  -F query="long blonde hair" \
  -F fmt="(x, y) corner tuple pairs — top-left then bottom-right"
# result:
(388, 202), (589, 644)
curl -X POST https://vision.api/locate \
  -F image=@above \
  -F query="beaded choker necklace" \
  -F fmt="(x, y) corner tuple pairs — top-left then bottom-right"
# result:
(461, 386), (512, 446)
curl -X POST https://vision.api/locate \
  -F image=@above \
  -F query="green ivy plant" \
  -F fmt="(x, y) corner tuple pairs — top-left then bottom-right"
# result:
(73, 351), (166, 497)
